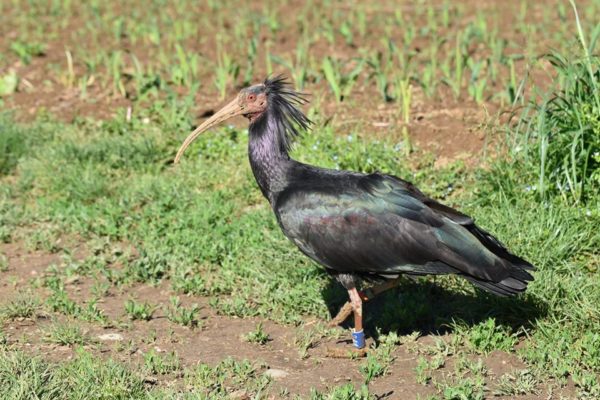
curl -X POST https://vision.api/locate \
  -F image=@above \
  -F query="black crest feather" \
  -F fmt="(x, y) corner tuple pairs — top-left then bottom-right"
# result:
(263, 75), (311, 152)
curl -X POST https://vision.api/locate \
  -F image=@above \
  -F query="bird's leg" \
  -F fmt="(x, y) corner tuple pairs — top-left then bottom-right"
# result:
(329, 302), (354, 326)
(348, 287), (365, 349)
(325, 286), (371, 357)
(329, 278), (402, 327)
(348, 287), (363, 332)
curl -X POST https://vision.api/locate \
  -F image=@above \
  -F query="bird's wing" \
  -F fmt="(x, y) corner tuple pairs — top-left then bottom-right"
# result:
(276, 173), (514, 282)
(364, 174), (474, 225)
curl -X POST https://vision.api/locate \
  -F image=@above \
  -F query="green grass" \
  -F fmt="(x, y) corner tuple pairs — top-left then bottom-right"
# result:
(125, 299), (156, 321)
(43, 321), (89, 346)
(165, 296), (200, 327)
(244, 322), (271, 345)
(0, 116), (33, 176)
(143, 349), (181, 375)
(0, 348), (147, 399)
(1, 291), (41, 320)
(2, 0), (597, 112)
(493, 369), (538, 396)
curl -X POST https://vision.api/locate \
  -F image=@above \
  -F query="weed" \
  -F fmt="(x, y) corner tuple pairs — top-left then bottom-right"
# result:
(244, 322), (270, 345)
(143, 349), (181, 375)
(44, 322), (88, 346)
(90, 280), (110, 298)
(502, 11), (599, 204)
(170, 269), (210, 295)
(322, 56), (364, 102)
(0, 70), (18, 96)
(309, 383), (372, 399)
(124, 299), (156, 321)
(165, 296), (200, 327)
(0, 117), (29, 175)
(360, 332), (399, 384)
(396, 77), (413, 155)
(419, 354), (446, 386)
(214, 37), (240, 100)
(415, 357), (432, 385)
(361, 354), (385, 384)
(1, 292), (40, 320)
(184, 357), (271, 398)
(10, 41), (45, 64)
(170, 44), (199, 87)
(438, 378), (485, 400)
(454, 319), (517, 355)
(294, 324), (340, 359)
(537, 52), (599, 203)
(494, 369), (539, 396)
(46, 290), (82, 317)
(0, 348), (146, 398)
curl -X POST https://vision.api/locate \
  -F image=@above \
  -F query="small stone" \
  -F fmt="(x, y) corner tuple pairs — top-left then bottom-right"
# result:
(265, 368), (289, 379)
(98, 333), (123, 341)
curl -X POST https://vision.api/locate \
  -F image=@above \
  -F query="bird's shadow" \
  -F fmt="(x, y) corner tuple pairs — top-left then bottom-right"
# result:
(321, 275), (546, 340)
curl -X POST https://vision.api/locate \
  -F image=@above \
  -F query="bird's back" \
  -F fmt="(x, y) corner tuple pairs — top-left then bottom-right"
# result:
(274, 164), (534, 296)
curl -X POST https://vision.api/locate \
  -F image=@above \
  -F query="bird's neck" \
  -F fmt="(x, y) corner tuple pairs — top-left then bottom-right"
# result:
(248, 110), (295, 203)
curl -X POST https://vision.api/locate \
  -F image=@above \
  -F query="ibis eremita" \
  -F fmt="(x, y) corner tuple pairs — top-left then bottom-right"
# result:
(174, 77), (535, 350)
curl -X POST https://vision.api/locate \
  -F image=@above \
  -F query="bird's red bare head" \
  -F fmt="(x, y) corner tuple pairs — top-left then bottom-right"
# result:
(240, 84), (268, 123)
(174, 76), (309, 163)
(174, 83), (268, 163)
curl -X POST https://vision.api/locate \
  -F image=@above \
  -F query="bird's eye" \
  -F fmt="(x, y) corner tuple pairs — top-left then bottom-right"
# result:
(248, 94), (256, 101)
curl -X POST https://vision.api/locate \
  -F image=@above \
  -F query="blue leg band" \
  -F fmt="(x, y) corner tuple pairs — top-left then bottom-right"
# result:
(352, 329), (366, 349)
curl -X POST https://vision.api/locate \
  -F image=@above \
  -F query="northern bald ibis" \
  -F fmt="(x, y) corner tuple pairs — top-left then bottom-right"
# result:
(174, 76), (535, 350)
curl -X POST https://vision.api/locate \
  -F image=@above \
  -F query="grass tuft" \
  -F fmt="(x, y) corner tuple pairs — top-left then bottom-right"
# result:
(1, 291), (40, 320)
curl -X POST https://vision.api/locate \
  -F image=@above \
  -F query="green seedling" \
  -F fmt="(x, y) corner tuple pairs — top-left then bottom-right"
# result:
(165, 296), (200, 327)
(10, 41), (45, 64)
(144, 349), (181, 375)
(214, 38), (240, 100)
(244, 322), (270, 345)
(322, 56), (364, 102)
(44, 321), (89, 346)
(1, 292), (40, 320)
(124, 299), (156, 321)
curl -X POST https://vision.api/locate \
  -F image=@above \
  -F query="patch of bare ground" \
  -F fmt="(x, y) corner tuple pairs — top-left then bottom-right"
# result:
(0, 242), (577, 399)
(0, 0), (575, 165)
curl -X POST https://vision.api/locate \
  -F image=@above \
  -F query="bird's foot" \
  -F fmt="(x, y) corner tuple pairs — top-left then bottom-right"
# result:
(325, 329), (368, 358)
(325, 345), (368, 358)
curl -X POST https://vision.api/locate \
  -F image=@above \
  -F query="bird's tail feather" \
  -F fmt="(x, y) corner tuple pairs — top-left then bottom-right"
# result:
(467, 225), (535, 271)
(464, 224), (535, 297)
(464, 275), (528, 296)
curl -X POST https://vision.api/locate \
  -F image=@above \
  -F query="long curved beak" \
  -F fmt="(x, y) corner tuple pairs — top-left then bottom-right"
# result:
(174, 97), (244, 163)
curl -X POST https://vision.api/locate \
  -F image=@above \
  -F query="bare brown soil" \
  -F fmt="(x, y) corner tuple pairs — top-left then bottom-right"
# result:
(0, 242), (577, 399)
(1, 1), (573, 164)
